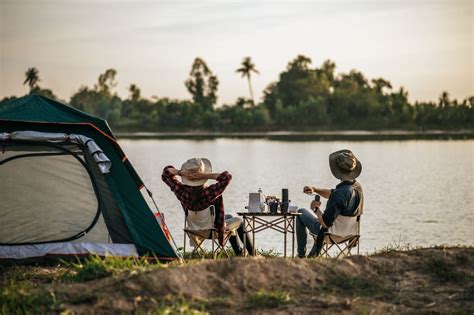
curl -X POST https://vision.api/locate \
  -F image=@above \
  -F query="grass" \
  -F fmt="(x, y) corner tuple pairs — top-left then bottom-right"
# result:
(247, 289), (294, 308)
(1, 256), (163, 313)
(257, 248), (281, 258)
(369, 237), (412, 256)
(180, 246), (281, 260)
(151, 300), (209, 315)
(2, 246), (471, 313)
(132, 297), (210, 315)
(426, 256), (471, 283)
(180, 246), (236, 260)
(60, 255), (163, 282)
(323, 272), (391, 298)
(0, 279), (58, 314)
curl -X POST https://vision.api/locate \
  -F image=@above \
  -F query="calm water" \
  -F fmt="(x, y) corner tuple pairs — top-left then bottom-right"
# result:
(120, 139), (474, 254)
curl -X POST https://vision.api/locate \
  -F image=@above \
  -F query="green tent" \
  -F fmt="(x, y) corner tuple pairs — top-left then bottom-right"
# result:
(0, 94), (180, 261)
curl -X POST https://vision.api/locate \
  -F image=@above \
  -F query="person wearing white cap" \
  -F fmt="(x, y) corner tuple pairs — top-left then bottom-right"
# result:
(296, 149), (364, 257)
(162, 158), (254, 256)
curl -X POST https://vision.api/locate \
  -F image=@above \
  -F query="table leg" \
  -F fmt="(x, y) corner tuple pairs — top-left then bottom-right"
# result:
(252, 216), (256, 256)
(243, 215), (247, 257)
(291, 217), (295, 258)
(283, 215), (287, 258)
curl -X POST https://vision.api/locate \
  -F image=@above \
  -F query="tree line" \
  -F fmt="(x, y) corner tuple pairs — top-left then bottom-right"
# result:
(3, 55), (473, 131)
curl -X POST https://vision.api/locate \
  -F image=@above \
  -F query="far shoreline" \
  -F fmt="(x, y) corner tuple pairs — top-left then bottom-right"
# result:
(114, 129), (474, 141)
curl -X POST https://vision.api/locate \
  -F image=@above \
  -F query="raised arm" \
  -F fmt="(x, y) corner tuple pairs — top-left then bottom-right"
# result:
(303, 186), (332, 199)
(204, 171), (232, 196)
(161, 165), (183, 193)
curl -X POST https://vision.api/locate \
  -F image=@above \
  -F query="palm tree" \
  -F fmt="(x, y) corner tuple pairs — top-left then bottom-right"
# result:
(236, 57), (259, 105)
(23, 67), (40, 92)
(439, 91), (450, 108)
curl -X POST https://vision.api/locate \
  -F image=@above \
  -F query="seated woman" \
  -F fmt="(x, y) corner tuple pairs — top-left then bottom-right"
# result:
(161, 158), (254, 256)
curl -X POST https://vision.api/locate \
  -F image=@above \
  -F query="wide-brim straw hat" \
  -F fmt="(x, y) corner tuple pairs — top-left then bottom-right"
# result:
(329, 149), (362, 181)
(180, 158), (212, 186)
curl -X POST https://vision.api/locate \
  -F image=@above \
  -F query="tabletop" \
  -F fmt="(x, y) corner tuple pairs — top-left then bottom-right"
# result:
(237, 212), (301, 216)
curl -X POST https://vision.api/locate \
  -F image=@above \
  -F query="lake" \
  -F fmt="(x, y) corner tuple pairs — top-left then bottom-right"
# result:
(120, 139), (474, 255)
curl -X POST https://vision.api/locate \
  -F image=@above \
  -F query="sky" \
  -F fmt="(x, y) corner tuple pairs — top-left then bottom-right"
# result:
(0, 0), (472, 105)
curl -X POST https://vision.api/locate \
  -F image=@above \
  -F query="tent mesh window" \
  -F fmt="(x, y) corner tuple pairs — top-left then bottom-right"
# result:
(0, 142), (110, 245)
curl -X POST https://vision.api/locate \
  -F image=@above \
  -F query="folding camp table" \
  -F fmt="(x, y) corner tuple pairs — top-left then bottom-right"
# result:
(237, 212), (300, 258)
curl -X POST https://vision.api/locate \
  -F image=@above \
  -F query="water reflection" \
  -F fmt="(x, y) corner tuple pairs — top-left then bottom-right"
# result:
(120, 139), (474, 254)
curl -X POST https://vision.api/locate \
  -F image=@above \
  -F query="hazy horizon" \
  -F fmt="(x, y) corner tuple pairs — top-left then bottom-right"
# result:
(1, 0), (472, 105)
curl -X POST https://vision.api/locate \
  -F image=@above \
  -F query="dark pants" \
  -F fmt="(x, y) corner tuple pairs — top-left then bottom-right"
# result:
(225, 214), (255, 256)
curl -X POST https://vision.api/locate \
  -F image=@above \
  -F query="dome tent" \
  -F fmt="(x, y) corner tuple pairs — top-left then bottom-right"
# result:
(0, 94), (180, 261)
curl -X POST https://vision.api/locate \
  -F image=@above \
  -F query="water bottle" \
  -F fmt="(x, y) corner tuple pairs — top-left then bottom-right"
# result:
(258, 188), (268, 212)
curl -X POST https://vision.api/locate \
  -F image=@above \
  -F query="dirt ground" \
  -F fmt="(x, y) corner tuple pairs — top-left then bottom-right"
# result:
(2, 246), (473, 314)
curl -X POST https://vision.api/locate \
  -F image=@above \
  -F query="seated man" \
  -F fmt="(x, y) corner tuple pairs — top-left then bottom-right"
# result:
(296, 149), (364, 257)
(162, 158), (255, 256)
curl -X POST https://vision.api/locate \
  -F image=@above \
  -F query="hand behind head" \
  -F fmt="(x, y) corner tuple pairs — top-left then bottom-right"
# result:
(181, 170), (203, 180)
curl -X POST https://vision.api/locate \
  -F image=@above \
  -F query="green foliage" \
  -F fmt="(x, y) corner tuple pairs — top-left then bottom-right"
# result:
(0, 280), (58, 314)
(69, 68), (122, 124)
(180, 245), (281, 260)
(263, 56), (472, 130)
(21, 67), (58, 100)
(61, 255), (161, 282)
(257, 248), (281, 258)
(181, 246), (236, 260)
(218, 103), (270, 131)
(185, 58), (219, 110)
(3, 60), (473, 132)
(30, 86), (57, 100)
(96, 69), (117, 93)
(247, 289), (293, 308)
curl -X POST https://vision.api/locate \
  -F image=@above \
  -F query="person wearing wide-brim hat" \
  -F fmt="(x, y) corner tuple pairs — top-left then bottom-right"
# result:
(295, 149), (364, 257)
(161, 158), (255, 256)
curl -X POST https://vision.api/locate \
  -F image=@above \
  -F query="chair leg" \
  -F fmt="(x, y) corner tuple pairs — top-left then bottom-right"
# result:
(334, 242), (346, 258)
(183, 232), (186, 256)
(211, 232), (216, 259)
(187, 233), (207, 258)
(184, 230), (236, 260)
(191, 244), (203, 257)
(221, 234), (233, 258)
(183, 221), (187, 256)
(211, 231), (234, 259)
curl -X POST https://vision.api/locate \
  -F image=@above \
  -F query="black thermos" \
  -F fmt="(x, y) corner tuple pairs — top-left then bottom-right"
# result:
(282, 188), (289, 203)
(281, 188), (289, 213)
(313, 194), (320, 212)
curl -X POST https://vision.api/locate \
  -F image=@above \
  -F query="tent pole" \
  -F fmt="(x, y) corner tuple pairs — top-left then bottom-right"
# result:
(146, 186), (183, 259)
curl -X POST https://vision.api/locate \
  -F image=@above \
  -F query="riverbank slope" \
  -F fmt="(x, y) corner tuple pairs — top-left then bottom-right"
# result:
(1, 246), (473, 314)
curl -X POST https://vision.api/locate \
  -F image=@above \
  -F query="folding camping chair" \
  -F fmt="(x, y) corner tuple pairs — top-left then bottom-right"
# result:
(311, 199), (363, 258)
(183, 205), (236, 259)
